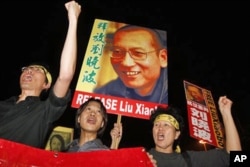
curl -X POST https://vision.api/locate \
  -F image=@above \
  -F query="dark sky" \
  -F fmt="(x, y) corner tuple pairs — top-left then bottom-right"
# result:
(1, 1), (250, 151)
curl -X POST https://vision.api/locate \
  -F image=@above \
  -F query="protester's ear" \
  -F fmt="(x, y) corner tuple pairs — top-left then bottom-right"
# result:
(44, 83), (51, 89)
(175, 130), (181, 140)
(42, 82), (51, 92)
(159, 48), (167, 67)
(77, 116), (80, 123)
(101, 121), (104, 128)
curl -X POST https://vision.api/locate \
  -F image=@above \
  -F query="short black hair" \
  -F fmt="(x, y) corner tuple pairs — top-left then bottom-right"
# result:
(113, 24), (166, 49)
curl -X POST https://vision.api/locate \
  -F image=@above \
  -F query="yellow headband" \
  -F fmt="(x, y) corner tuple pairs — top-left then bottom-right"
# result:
(154, 114), (179, 130)
(31, 65), (52, 84)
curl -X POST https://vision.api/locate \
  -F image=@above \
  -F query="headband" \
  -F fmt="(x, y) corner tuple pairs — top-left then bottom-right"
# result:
(31, 65), (52, 84)
(154, 114), (181, 153)
(154, 114), (179, 130)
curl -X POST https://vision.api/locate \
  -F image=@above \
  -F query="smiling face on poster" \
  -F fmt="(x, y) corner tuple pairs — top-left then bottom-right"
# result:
(72, 19), (168, 120)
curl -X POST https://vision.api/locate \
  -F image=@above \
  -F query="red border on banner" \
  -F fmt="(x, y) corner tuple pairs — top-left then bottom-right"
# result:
(71, 91), (167, 120)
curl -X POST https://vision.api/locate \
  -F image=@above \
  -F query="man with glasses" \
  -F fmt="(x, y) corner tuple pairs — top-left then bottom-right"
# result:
(0, 1), (81, 148)
(21, 65), (53, 87)
(94, 25), (168, 104)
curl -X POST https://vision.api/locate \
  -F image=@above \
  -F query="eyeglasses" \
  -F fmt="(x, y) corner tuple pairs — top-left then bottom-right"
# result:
(21, 65), (52, 83)
(110, 47), (158, 61)
(21, 66), (46, 74)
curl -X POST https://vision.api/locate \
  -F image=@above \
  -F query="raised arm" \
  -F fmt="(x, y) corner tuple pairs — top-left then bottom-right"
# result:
(53, 1), (81, 97)
(218, 96), (241, 153)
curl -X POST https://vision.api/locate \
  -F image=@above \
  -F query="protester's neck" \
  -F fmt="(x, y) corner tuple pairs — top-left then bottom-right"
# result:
(155, 146), (174, 154)
(78, 132), (98, 146)
(17, 90), (40, 103)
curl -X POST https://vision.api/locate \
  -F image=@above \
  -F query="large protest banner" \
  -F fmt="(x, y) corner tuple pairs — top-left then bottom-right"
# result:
(183, 80), (224, 148)
(0, 139), (154, 167)
(71, 18), (168, 120)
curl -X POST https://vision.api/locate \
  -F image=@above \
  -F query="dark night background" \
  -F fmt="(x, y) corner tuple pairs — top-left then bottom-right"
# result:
(1, 1), (249, 151)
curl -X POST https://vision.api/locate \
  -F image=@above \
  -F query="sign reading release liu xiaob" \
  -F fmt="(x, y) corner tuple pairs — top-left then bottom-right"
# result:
(72, 19), (168, 120)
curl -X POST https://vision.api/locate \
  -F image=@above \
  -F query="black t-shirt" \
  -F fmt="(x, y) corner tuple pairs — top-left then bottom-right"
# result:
(0, 90), (71, 148)
(148, 148), (229, 167)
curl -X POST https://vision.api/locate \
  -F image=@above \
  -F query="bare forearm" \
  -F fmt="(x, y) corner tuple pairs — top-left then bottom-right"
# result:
(219, 96), (241, 153)
(53, 1), (81, 97)
(59, 20), (78, 80)
(223, 113), (241, 153)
